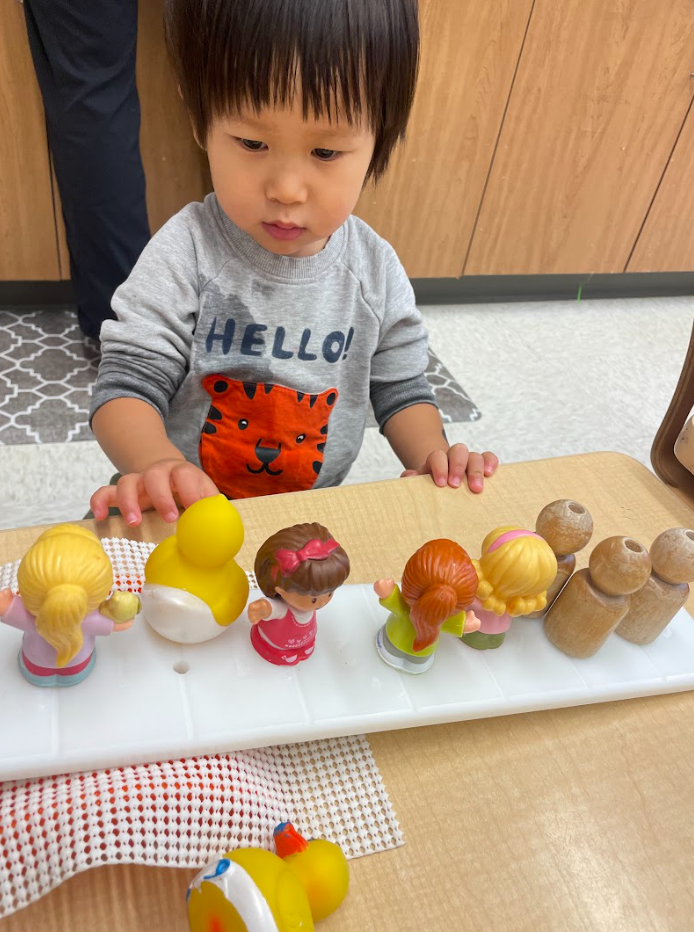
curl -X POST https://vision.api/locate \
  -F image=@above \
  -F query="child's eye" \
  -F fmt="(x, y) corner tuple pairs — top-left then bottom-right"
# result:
(313, 148), (340, 161)
(238, 138), (266, 151)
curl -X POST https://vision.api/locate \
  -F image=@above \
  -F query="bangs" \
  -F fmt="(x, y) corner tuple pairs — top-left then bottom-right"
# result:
(165, 0), (419, 180)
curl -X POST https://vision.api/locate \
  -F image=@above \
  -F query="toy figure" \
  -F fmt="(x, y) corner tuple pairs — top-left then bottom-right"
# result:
(461, 527), (557, 650)
(374, 538), (480, 674)
(525, 500), (594, 618)
(187, 822), (349, 931)
(0, 524), (139, 687)
(141, 494), (249, 643)
(617, 527), (694, 645)
(248, 523), (350, 665)
(545, 535), (652, 658)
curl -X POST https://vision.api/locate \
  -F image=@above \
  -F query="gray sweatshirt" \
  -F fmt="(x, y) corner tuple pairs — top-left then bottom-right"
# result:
(92, 193), (434, 499)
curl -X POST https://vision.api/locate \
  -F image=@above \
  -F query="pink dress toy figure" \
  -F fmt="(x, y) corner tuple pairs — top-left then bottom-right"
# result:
(0, 524), (140, 687)
(248, 523), (350, 665)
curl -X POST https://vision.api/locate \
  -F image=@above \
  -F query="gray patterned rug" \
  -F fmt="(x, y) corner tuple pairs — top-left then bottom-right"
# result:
(0, 307), (480, 445)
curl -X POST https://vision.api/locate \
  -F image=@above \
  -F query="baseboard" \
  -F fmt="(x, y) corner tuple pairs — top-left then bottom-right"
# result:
(0, 281), (75, 306)
(1, 272), (692, 308)
(411, 272), (694, 304)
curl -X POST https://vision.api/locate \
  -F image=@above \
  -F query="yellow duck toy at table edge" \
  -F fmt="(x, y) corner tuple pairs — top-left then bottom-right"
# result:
(187, 822), (349, 932)
(144, 494), (249, 627)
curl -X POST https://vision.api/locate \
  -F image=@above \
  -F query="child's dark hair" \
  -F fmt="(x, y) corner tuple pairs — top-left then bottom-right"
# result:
(164, 0), (419, 181)
(255, 522), (351, 597)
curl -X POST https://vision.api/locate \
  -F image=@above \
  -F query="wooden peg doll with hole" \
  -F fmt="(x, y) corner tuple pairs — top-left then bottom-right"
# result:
(526, 500), (594, 619)
(616, 528), (694, 645)
(544, 536), (651, 658)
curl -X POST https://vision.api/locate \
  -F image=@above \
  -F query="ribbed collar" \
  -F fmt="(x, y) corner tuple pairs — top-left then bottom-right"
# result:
(213, 195), (346, 281)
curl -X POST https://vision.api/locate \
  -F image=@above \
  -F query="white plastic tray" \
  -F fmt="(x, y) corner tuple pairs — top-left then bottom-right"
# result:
(1, 584), (693, 781)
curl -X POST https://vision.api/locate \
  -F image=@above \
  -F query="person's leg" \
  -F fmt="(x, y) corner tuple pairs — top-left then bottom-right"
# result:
(23, 0), (150, 340)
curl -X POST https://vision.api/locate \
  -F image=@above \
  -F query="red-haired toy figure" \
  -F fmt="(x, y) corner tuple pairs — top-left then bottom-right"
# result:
(374, 538), (480, 674)
(248, 523), (350, 665)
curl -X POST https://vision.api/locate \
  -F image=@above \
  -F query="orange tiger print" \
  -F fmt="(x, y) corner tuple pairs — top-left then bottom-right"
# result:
(199, 376), (339, 499)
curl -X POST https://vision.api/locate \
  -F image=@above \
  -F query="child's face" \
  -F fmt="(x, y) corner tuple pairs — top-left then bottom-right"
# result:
(206, 98), (376, 257)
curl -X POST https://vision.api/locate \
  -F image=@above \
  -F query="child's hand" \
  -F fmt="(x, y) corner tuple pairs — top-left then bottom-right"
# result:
(90, 459), (219, 526)
(0, 588), (13, 615)
(401, 444), (498, 493)
(374, 578), (396, 600)
(247, 598), (272, 625)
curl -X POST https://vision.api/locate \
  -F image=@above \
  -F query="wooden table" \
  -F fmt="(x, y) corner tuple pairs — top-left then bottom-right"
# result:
(2, 453), (694, 932)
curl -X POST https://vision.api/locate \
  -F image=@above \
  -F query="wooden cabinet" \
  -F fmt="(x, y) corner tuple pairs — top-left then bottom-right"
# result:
(628, 101), (694, 272)
(3, 0), (694, 282)
(0, 1), (60, 280)
(354, 0), (534, 278)
(465, 0), (694, 275)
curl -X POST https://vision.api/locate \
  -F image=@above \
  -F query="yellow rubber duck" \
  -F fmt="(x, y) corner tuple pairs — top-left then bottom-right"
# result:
(273, 823), (349, 923)
(187, 823), (349, 932)
(141, 495), (249, 643)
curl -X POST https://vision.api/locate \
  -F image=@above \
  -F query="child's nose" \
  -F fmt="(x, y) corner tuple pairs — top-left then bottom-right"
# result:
(266, 171), (308, 205)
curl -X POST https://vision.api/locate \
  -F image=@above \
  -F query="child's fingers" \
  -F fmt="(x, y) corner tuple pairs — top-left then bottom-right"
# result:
(116, 474), (148, 526)
(482, 451), (499, 476)
(400, 468), (419, 478)
(426, 450), (450, 487)
(141, 469), (179, 523)
(466, 451), (486, 493)
(172, 464), (219, 510)
(90, 485), (118, 521)
(446, 444), (470, 488)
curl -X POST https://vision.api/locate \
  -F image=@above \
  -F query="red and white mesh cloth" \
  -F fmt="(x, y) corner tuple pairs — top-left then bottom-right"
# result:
(0, 539), (403, 919)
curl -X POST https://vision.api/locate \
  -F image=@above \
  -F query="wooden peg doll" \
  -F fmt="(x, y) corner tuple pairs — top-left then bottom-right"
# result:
(526, 500), (594, 619)
(544, 536), (651, 658)
(616, 528), (694, 645)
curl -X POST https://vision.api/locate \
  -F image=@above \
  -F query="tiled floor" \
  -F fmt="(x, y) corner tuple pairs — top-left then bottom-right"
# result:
(0, 296), (691, 530)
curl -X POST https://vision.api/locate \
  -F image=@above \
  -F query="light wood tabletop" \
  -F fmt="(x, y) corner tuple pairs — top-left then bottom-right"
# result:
(2, 452), (694, 932)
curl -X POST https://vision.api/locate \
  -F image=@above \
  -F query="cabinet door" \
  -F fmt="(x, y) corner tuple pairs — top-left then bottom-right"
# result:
(0, 1), (60, 280)
(354, 0), (534, 278)
(136, 0), (211, 235)
(627, 100), (694, 272)
(466, 0), (694, 275)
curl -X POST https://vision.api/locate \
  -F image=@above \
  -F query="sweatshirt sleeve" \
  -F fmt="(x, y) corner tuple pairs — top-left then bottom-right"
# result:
(89, 209), (202, 425)
(368, 244), (436, 431)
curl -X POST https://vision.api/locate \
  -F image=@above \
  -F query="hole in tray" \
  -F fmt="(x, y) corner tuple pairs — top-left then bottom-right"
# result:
(173, 661), (190, 675)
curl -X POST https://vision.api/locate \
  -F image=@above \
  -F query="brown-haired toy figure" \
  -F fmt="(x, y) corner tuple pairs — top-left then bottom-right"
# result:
(248, 523), (350, 665)
(374, 539), (480, 675)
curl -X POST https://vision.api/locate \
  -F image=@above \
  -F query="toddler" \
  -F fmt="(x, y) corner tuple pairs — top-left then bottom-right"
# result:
(89, 0), (497, 526)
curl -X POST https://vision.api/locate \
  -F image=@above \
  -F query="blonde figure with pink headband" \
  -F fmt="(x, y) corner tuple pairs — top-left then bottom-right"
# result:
(248, 523), (350, 665)
(462, 526), (557, 650)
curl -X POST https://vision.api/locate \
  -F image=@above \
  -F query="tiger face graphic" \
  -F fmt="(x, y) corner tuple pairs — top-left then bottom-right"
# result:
(199, 376), (339, 498)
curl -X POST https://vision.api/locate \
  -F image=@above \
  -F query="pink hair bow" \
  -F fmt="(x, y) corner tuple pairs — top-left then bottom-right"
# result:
(275, 539), (340, 575)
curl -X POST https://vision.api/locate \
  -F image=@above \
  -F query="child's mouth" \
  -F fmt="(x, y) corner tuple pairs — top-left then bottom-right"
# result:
(262, 222), (306, 242)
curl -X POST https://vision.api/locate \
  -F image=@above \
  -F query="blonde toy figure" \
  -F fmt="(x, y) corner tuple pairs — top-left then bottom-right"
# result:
(462, 526), (557, 650)
(0, 524), (139, 687)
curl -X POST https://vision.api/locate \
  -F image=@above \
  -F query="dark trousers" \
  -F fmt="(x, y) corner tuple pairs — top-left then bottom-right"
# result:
(24, 0), (150, 341)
